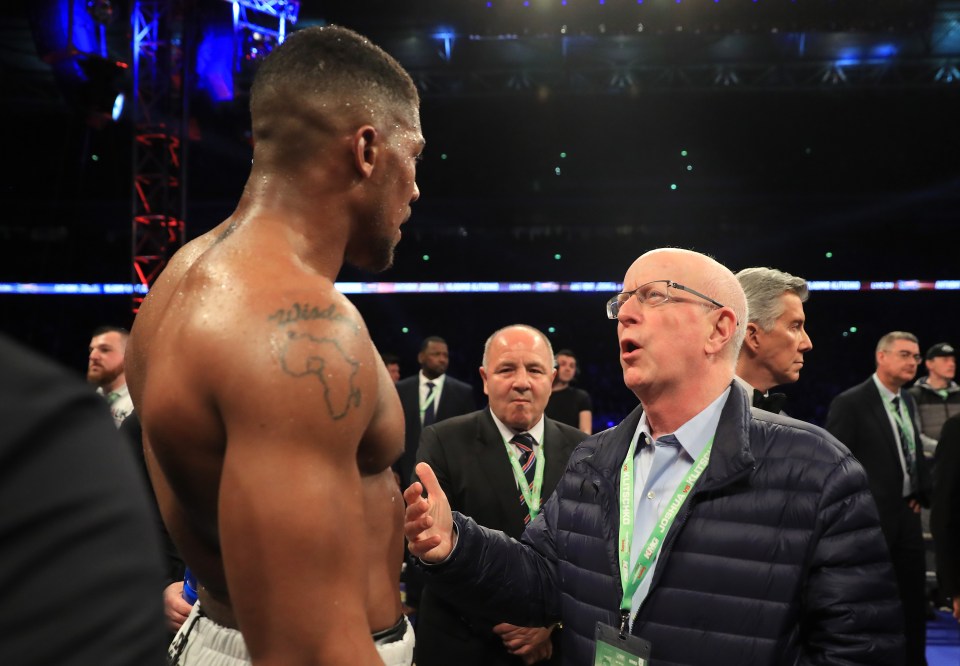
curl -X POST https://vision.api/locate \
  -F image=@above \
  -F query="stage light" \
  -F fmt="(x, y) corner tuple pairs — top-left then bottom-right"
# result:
(76, 55), (127, 125)
(111, 91), (124, 120)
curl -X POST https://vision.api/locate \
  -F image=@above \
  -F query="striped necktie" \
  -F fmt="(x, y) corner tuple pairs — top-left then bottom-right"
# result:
(512, 432), (538, 524)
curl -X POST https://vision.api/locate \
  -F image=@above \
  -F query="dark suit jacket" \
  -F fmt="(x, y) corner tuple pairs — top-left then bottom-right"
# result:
(395, 373), (476, 486)
(0, 334), (167, 665)
(412, 409), (587, 666)
(932, 413), (960, 597)
(826, 377), (932, 519)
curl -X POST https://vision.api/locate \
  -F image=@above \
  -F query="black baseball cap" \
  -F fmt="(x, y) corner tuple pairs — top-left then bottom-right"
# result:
(926, 342), (956, 360)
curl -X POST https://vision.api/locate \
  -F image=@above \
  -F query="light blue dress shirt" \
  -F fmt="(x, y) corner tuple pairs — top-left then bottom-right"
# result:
(628, 387), (730, 619)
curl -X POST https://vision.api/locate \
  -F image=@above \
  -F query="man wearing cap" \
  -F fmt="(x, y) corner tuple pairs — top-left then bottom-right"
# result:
(908, 342), (960, 455)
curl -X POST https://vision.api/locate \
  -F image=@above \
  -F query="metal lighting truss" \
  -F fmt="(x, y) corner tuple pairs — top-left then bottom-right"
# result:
(130, 0), (187, 311)
(227, 0), (299, 44)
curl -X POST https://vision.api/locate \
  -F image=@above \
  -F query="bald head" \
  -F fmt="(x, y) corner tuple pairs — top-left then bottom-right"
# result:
(480, 325), (556, 432)
(483, 325), (555, 370)
(627, 248), (746, 362)
(615, 248), (745, 428)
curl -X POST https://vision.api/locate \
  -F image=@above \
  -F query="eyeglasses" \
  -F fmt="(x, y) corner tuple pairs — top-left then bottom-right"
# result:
(884, 349), (923, 363)
(606, 280), (726, 320)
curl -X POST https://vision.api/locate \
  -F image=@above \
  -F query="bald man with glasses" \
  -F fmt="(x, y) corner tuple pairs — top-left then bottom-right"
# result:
(404, 248), (902, 666)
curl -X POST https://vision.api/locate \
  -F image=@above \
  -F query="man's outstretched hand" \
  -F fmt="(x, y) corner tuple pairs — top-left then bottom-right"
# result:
(403, 462), (456, 563)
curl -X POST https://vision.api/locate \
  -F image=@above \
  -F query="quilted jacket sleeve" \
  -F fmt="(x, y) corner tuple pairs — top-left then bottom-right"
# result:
(799, 453), (905, 665)
(416, 493), (564, 628)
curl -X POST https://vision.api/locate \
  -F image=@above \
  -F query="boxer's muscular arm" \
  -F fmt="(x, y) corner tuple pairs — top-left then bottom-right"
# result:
(216, 290), (384, 666)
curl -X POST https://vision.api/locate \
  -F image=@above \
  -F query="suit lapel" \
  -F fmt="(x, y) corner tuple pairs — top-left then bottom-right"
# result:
(434, 378), (453, 420)
(864, 380), (905, 477)
(475, 410), (527, 535)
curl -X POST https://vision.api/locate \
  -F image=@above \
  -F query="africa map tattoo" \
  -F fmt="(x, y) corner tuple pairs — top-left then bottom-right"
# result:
(277, 331), (361, 419)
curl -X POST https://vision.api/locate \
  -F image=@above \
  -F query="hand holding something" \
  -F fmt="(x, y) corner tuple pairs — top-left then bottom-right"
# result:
(162, 581), (194, 632)
(403, 462), (455, 563)
(492, 623), (554, 664)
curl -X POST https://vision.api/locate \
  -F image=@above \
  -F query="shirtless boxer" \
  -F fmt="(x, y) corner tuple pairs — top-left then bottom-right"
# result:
(126, 25), (424, 666)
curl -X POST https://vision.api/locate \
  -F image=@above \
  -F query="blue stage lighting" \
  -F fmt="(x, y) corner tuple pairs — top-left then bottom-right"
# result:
(196, 22), (235, 102)
(871, 44), (897, 59)
(111, 92), (124, 120)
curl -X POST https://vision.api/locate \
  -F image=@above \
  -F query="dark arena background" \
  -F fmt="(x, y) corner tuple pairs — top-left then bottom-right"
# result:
(1, 0), (958, 428)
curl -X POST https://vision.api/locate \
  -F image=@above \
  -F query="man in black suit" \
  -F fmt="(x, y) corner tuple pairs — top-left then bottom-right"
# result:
(827, 331), (933, 666)
(394, 336), (476, 486)
(413, 325), (586, 666)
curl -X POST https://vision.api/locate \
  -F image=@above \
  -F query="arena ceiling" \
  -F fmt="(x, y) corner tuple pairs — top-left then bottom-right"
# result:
(1, 0), (957, 285)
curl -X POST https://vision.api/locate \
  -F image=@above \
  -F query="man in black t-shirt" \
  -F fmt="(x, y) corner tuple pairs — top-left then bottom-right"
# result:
(544, 349), (592, 434)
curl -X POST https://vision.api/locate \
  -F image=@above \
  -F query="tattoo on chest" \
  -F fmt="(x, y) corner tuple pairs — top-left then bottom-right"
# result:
(277, 331), (361, 419)
(268, 302), (347, 327)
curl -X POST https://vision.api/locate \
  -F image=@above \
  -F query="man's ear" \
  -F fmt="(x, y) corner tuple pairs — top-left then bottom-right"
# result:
(478, 367), (490, 396)
(352, 125), (378, 179)
(742, 322), (762, 355)
(705, 308), (740, 356)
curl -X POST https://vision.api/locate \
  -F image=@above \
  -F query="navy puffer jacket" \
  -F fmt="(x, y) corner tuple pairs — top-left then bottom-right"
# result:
(421, 383), (904, 665)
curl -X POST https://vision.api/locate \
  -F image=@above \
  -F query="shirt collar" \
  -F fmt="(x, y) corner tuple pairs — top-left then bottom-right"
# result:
(489, 410), (546, 447)
(872, 373), (900, 402)
(734, 374), (759, 396)
(95, 384), (128, 397)
(419, 371), (446, 389)
(637, 386), (731, 460)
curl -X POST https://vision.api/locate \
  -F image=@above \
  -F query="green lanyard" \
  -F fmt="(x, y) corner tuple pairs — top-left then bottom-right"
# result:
(887, 396), (916, 456)
(420, 385), (438, 422)
(617, 427), (713, 613)
(504, 437), (546, 522)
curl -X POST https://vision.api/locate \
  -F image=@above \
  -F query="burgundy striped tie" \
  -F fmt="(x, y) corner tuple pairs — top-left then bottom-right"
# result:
(512, 432), (538, 524)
